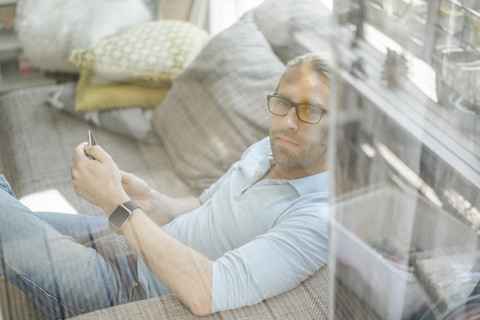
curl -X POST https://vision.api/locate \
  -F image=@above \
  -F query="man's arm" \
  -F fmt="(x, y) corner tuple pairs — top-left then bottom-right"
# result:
(72, 143), (212, 316)
(122, 208), (212, 316)
(209, 208), (328, 312)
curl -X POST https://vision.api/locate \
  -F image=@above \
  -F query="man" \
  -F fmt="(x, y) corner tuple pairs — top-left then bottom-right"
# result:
(0, 52), (330, 318)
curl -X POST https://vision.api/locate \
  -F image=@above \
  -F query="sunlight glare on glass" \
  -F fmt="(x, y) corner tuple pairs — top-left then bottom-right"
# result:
(20, 189), (78, 214)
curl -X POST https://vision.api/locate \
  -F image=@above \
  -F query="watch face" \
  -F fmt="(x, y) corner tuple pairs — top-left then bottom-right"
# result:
(110, 205), (131, 229)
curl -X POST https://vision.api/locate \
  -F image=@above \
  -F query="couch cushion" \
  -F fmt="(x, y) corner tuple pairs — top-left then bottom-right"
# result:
(74, 70), (171, 111)
(0, 85), (193, 216)
(68, 20), (210, 85)
(249, 0), (332, 64)
(151, 17), (284, 194)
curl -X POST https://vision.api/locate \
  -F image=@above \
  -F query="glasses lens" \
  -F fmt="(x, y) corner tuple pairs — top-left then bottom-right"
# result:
(298, 105), (323, 124)
(269, 96), (290, 115)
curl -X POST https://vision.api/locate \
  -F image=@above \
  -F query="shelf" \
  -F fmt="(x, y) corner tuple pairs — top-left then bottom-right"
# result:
(0, 33), (18, 50)
(0, 60), (55, 94)
(0, 76), (56, 94)
(335, 27), (480, 190)
(363, 0), (432, 62)
(363, 0), (480, 63)
(0, 33), (21, 60)
(0, 0), (16, 5)
(331, 2), (480, 319)
(0, 0), (58, 94)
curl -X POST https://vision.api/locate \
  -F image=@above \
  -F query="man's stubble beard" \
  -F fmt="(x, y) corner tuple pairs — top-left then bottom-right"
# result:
(270, 130), (328, 171)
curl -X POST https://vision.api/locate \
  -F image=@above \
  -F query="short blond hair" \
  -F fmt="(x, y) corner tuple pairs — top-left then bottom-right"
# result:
(275, 53), (330, 94)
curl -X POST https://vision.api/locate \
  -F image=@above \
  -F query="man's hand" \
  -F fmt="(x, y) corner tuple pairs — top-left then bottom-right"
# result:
(120, 171), (154, 214)
(71, 142), (129, 215)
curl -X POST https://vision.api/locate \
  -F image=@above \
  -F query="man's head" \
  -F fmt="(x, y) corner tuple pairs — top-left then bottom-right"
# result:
(268, 53), (330, 179)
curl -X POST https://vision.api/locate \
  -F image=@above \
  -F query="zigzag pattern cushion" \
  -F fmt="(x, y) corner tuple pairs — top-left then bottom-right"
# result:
(69, 20), (210, 84)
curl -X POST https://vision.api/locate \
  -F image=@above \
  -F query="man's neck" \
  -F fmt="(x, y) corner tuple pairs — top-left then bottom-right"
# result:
(262, 163), (327, 181)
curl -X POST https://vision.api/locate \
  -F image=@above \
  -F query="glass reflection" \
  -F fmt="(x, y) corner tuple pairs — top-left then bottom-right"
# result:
(330, 0), (480, 318)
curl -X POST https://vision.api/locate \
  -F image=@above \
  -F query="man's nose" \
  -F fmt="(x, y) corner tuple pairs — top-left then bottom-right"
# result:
(281, 107), (299, 130)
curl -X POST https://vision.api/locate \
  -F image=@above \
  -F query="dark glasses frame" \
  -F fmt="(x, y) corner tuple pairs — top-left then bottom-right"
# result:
(267, 94), (327, 124)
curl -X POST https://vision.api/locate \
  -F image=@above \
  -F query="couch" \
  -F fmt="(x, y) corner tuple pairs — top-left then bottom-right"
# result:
(0, 0), (333, 318)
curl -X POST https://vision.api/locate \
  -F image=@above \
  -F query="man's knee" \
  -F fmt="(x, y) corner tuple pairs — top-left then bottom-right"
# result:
(0, 174), (16, 199)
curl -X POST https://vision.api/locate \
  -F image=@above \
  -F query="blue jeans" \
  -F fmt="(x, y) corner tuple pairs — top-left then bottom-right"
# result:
(0, 175), (145, 319)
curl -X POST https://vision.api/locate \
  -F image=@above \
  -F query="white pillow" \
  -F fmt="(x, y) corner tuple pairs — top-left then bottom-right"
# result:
(15, 0), (153, 72)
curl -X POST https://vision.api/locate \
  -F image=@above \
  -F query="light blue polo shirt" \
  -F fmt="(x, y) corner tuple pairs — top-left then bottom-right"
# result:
(137, 137), (328, 312)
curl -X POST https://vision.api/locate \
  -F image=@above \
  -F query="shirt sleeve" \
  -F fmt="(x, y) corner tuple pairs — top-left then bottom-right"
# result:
(210, 203), (328, 312)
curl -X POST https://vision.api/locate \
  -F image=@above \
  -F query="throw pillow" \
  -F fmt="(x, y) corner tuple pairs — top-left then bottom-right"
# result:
(249, 0), (332, 64)
(151, 17), (285, 194)
(68, 20), (210, 84)
(75, 70), (170, 111)
(46, 83), (161, 144)
(15, 0), (154, 72)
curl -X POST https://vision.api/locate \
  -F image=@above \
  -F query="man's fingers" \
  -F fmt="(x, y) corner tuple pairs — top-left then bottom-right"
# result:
(120, 171), (136, 183)
(73, 142), (89, 158)
(85, 145), (112, 163)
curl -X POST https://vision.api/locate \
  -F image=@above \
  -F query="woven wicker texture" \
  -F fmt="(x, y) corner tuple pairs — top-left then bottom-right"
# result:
(69, 267), (328, 320)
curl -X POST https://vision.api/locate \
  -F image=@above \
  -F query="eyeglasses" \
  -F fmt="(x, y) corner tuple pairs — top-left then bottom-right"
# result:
(267, 95), (327, 124)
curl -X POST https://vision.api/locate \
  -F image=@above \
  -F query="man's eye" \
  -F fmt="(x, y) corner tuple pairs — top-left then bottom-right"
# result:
(306, 107), (321, 115)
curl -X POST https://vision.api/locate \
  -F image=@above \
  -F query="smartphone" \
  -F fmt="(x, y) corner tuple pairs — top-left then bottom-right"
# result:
(87, 130), (96, 160)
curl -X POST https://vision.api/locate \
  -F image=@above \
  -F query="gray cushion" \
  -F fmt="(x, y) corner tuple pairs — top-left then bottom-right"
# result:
(249, 0), (332, 64)
(152, 17), (284, 194)
(45, 83), (161, 144)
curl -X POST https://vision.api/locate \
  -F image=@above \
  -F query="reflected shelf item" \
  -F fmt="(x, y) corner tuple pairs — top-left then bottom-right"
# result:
(330, 0), (480, 319)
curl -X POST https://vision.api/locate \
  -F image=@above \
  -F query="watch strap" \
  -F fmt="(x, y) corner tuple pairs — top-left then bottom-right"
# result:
(109, 200), (140, 233)
(121, 200), (140, 213)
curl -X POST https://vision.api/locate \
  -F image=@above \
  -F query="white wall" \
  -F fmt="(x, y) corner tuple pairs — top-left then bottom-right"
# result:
(208, 0), (333, 36)
(208, 0), (263, 35)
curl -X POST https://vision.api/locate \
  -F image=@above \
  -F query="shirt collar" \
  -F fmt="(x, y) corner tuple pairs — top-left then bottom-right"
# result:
(263, 153), (329, 196)
(286, 171), (329, 196)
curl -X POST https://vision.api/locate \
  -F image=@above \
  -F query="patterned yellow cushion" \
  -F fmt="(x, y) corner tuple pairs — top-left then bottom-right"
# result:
(75, 70), (170, 111)
(68, 20), (210, 84)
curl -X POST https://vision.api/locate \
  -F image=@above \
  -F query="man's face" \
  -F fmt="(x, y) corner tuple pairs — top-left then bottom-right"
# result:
(269, 67), (330, 177)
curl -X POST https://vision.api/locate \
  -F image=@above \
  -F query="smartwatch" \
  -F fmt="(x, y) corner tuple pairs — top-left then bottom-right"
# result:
(109, 200), (140, 233)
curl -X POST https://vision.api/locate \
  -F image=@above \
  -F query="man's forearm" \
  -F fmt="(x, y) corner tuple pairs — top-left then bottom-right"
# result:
(122, 208), (212, 316)
(119, 171), (201, 226)
(147, 191), (202, 226)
